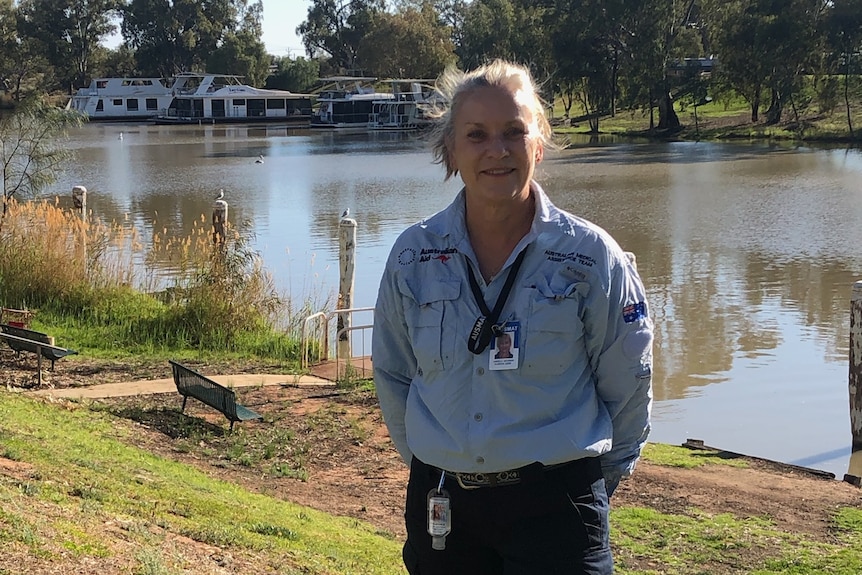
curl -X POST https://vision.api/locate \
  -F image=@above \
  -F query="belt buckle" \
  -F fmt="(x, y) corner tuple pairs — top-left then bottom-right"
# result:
(454, 473), (483, 490)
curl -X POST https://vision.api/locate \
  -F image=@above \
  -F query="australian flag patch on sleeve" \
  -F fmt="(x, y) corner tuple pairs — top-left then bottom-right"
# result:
(623, 302), (647, 323)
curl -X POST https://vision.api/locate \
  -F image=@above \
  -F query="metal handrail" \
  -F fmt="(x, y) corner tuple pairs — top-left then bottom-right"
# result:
(301, 307), (374, 370)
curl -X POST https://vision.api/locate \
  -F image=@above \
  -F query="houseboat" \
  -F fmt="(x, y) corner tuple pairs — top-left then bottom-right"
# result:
(69, 77), (175, 121)
(155, 72), (314, 124)
(367, 79), (441, 131)
(310, 76), (394, 129)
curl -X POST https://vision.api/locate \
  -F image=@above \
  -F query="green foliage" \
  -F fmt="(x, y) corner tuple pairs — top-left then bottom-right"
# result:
(16, 0), (122, 90)
(298, 0), (386, 73)
(266, 56), (320, 92)
(357, 4), (455, 78)
(122, 0), (265, 77)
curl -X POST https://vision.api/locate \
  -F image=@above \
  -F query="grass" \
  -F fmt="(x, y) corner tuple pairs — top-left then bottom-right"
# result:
(3, 386), (862, 573)
(0, 392), (402, 574)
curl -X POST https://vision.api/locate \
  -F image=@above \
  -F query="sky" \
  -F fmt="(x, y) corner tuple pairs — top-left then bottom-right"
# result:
(261, 0), (309, 58)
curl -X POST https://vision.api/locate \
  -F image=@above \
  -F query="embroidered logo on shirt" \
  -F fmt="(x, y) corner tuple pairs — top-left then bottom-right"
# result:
(419, 248), (458, 263)
(398, 248), (416, 265)
(544, 249), (596, 267)
(623, 302), (647, 323)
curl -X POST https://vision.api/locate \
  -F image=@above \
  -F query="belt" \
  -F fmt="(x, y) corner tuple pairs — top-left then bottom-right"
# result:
(427, 459), (583, 490)
(445, 469), (525, 489)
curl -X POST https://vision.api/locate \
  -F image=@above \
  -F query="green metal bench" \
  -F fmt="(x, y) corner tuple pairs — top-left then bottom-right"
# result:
(0, 324), (78, 386)
(168, 360), (263, 431)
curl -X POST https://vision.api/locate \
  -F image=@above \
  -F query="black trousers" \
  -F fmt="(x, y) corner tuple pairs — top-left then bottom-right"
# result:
(403, 457), (613, 575)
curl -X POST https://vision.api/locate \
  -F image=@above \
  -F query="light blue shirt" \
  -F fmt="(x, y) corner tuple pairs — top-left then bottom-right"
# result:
(372, 183), (653, 489)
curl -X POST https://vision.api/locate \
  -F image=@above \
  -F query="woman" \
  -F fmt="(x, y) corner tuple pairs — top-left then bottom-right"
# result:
(373, 59), (653, 574)
(494, 332), (514, 359)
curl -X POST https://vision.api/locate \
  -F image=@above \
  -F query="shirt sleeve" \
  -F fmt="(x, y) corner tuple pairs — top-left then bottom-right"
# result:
(585, 250), (654, 490)
(372, 255), (416, 466)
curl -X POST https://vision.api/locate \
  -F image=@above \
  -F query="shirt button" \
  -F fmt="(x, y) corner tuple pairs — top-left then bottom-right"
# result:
(474, 413), (483, 422)
(417, 368), (423, 376)
(476, 456), (485, 465)
(476, 367), (485, 376)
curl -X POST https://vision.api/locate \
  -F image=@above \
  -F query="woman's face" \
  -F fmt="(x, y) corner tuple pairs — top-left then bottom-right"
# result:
(498, 334), (511, 354)
(448, 85), (543, 204)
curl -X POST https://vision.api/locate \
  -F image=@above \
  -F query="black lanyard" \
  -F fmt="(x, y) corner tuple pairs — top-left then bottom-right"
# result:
(465, 248), (527, 354)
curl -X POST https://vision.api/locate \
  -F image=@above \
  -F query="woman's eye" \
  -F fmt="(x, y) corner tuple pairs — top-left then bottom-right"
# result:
(505, 126), (526, 138)
(467, 130), (485, 140)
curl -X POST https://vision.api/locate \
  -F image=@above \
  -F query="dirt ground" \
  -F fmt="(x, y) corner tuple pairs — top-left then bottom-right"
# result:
(4, 350), (862, 568)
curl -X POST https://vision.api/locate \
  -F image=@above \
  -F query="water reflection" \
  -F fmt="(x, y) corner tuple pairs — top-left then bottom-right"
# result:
(45, 125), (862, 477)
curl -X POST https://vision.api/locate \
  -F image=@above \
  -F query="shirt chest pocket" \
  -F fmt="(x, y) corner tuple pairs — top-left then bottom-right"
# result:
(522, 280), (590, 376)
(401, 278), (461, 373)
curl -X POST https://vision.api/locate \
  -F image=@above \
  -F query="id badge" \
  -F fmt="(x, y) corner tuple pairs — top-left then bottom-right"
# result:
(489, 321), (520, 371)
(427, 487), (451, 550)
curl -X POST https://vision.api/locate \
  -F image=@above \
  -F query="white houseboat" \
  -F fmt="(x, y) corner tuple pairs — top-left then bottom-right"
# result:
(155, 72), (314, 124)
(69, 77), (175, 121)
(367, 79), (441, 131)
(310, 76), (394, 129)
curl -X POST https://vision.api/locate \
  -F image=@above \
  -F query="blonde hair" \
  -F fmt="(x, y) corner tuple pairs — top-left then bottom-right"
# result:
(427, 59), (553, 181)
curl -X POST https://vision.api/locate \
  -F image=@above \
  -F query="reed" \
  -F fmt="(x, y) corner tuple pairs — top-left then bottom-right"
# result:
(0, 198), (323, 358)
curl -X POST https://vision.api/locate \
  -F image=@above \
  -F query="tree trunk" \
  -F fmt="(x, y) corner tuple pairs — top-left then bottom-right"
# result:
(765, 89), (782, 125)
(845, 56), (855, 138)
(750, 92), (760, 123)
(657, 91), (680, 131)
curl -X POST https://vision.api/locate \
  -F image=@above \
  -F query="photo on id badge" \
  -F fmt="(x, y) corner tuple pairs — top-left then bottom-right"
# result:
(490, 322), (519, 370)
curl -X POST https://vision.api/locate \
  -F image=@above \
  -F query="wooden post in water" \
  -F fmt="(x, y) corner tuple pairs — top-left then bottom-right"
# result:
(212, 191), (228, 245)
(839, 280), (862, 486)
(72, 185), (88, 273)
(337, 210), (357, 364)
(850, 282), (862, 452)
(71, 185), (87, 221)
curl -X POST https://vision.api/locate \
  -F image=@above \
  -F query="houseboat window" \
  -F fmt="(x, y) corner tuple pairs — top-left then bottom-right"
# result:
(146, 98), (158, 111)
(232, 99), (246, 106)
(96, 100), (104, 112)
(248, 99), (266, 117)
(266, 99), (286, 109)
(126, 99), (139, 111)
(113, 99), (122, 106)
(96, 80), (108, 89)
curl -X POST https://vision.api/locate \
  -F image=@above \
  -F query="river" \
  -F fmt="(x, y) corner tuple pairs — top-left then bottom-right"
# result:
(44, 122), (862, 479)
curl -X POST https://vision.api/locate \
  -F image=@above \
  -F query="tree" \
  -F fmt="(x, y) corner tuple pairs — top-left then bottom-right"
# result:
(17, 0), (122, 91)
(0, 100), (83, 230)
(357, 3), (455, 78)
(0, 3), (52, 103)
(207, 0), (267, 84)
(297, 0), (385, 73)
(547, 0), (618, 132)
(123, 0), (266, 79)
(704, 0), (826, 124)
(265, 56), (320, 93)
(825, 0), (862, 136)
(458, 0), (517, 70)
(612, 0), (706, 132)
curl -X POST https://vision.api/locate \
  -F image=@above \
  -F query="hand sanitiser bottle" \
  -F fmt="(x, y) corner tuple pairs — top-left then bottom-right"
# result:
(427, 472), (451, 550)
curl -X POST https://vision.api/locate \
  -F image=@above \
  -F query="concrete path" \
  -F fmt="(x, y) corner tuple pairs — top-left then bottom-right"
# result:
(30, 373), (332, 399)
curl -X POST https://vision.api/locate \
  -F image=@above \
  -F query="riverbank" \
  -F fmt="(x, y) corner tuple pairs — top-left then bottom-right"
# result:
(556, 105), (862, 144)
(3, 352), (862, 573)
